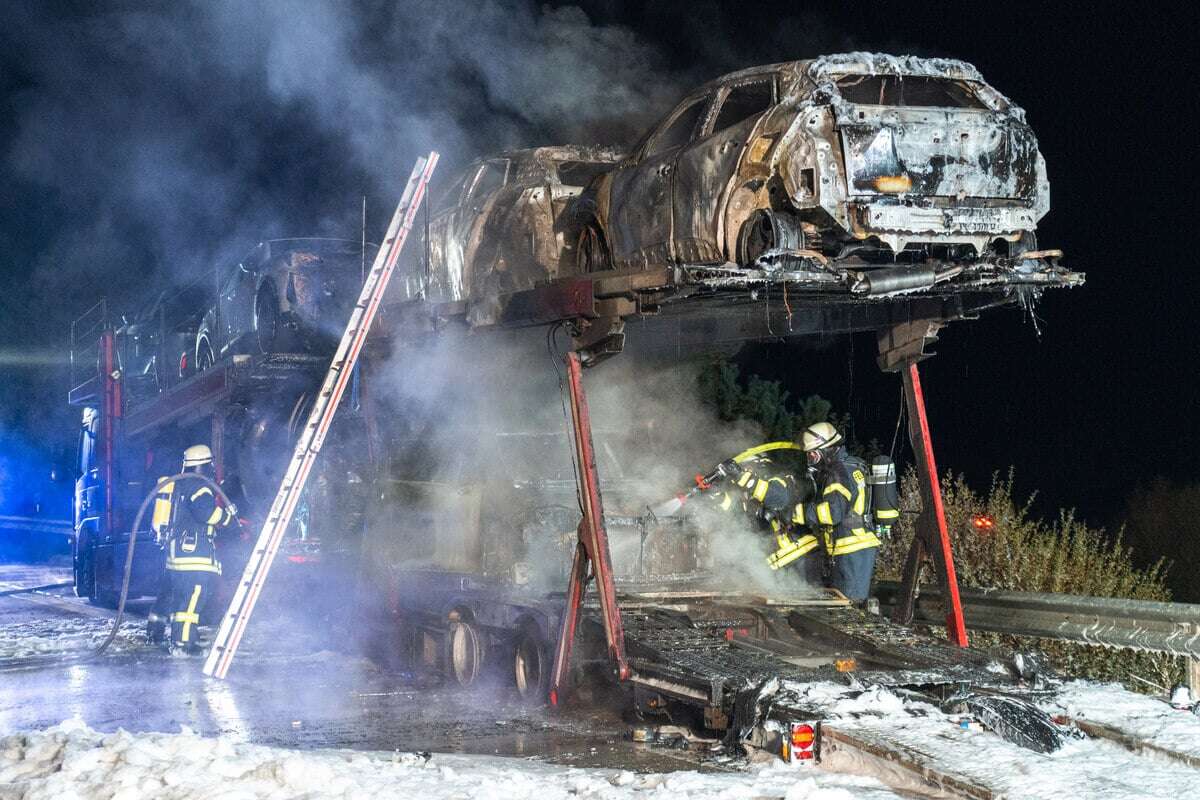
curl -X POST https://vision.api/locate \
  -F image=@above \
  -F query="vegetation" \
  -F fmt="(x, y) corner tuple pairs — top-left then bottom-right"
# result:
(876, 469), (1185, 691)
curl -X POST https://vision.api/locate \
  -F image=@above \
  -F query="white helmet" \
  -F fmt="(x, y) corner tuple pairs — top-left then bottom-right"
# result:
(182, 444), (214, 468)
(801, 422), (843, 452)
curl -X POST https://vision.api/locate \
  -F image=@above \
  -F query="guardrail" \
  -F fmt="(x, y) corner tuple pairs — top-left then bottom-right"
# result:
(875, 581), (1200, 660)
(0, 515), (74, 540)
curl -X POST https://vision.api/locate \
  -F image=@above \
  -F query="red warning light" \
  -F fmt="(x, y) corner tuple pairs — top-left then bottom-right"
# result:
(972, 514), (995, 530)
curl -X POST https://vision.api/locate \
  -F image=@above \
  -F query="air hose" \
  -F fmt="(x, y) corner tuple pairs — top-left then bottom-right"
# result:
(0, 473), (237, 672)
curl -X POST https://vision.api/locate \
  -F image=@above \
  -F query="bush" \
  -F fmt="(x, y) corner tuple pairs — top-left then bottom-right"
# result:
(876, 469), (1185, 691)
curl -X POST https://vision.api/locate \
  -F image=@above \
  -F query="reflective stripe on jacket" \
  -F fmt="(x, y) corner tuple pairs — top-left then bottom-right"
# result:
(793, 455), (880, 557)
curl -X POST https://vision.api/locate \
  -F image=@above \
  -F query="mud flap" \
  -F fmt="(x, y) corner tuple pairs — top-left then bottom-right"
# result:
(725, 677), (780, 750)
(956, 693), (1071, 754)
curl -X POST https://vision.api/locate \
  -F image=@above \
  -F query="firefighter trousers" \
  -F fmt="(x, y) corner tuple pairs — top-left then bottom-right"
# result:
(830, 547), (877, 602)
(168, 570), (216, 648)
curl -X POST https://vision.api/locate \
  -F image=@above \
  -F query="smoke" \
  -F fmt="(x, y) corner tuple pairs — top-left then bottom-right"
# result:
(357, 323), (818, 599)
(2, 0), (689, 318)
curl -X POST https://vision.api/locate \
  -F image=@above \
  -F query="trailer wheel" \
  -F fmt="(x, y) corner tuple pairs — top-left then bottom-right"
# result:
(444, 620), (486, 688)
(513, 625), (549, 704)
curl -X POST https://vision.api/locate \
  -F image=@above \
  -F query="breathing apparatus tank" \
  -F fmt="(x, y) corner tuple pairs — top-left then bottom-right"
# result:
(867, 455), (900, 538)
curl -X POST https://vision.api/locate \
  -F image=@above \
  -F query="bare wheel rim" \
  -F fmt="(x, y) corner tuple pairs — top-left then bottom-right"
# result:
(578, 225), (608, 273)
(741, 212), (775, 265)
(514, 632), (543, 698)
(448, 622), (482, 687)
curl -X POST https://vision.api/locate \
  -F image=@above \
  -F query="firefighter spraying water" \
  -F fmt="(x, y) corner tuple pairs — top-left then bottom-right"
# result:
(648, 423), (899, 601)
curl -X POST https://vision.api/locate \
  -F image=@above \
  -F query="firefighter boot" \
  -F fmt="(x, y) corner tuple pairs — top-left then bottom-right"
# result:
(146, 613), (168, 645)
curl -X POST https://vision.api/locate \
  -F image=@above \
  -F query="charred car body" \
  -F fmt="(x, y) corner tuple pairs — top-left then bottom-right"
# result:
(417, 146), (623, 325)
(195, 238), (376, 370)
(578, 53), (1055, 281)
(399, 55), (1079, 363)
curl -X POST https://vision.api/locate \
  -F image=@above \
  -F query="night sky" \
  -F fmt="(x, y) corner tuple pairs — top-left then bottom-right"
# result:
(1, 2), (1197, 537)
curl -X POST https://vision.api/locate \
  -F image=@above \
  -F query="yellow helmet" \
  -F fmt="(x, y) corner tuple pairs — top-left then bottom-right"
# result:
(800, 422), (843, 452)
(182, 444), (214, 468)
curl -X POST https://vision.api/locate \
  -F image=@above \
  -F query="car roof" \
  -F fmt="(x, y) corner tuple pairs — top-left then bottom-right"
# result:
(690, 52), (986, 97)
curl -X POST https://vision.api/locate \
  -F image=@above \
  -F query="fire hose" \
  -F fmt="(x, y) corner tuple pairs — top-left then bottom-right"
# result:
(0, 473), (238, 672)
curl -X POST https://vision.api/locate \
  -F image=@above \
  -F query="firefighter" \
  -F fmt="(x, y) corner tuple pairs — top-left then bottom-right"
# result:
(161, 444), (236, 654)
(708, 452), (797, 523)
(789, 422), (880, 601)
(702, 450), (826, 583)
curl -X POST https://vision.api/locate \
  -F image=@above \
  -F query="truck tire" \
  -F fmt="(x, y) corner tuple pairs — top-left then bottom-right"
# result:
(91, 583), (120, 609)
(74, 545), (94, 600)
(444, 620), (486, 688)
(513, 624), (549, 704)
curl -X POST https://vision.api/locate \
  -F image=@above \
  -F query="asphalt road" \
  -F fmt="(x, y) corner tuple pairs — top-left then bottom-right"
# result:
(0, 561), (727, 773)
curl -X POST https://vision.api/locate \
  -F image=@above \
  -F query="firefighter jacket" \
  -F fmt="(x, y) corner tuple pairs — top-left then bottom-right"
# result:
(709, 455), (796, 524)
(789, 449), (880, 564)
(165, 484), (233, 575)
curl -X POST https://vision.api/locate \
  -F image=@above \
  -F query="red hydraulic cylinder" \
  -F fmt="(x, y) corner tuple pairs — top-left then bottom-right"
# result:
(902, 361), (968, 647)
(549, 351), (629, 705)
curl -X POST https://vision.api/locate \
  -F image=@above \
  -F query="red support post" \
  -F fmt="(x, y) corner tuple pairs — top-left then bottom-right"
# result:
(99, 330), (122, 535)
(549, 351), (629, 705)
(900, 362), (968, 647)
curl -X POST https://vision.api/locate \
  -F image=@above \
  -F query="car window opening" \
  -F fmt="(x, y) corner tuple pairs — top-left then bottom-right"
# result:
(834, 75), (987, 109)
(712, 80), (774, 133)
(647, 99), (707, 157)
(470, 160), (508, 203)
(555, 160), (611, 188)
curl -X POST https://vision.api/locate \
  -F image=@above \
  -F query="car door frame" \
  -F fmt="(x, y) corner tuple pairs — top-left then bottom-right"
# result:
(426, 166), (484, 302)
(672, 75), (778, 265)
(607, 92), (714, 269)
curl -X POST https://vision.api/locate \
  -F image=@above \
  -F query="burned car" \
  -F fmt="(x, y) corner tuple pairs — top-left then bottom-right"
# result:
(194, 238), (376, 370)
(115, 285), (211, 399)
(417, 146), (623, 324)
(575, 53), (1056, 282)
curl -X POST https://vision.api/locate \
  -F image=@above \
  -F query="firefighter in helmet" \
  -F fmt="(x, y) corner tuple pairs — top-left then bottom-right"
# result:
(158, 444), (235, 654)
(787, 422), (881, 601)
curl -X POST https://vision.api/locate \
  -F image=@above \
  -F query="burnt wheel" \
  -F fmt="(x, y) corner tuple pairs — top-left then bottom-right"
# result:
(254, 288), (283, 354)
(513, 625), (549, 704)
(737, 209), (805, 267)
(576, 221), (612, 273)
(195, 338), (215, 372)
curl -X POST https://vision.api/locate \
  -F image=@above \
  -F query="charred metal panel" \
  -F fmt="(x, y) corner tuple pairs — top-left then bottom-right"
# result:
(468, 278), (595, 329)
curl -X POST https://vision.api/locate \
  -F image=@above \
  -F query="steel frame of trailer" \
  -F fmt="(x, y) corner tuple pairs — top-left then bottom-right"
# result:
(549, 318), (969, 705)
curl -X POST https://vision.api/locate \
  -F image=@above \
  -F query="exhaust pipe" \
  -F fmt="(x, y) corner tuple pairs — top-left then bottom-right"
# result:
(851, 265), (964, 296)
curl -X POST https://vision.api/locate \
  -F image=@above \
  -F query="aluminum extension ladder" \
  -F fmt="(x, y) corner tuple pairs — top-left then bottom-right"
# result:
(204, 152), (438, 678)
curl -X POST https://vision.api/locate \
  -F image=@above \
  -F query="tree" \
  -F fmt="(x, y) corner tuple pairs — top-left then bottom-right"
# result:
(696, 355), (832, 440)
